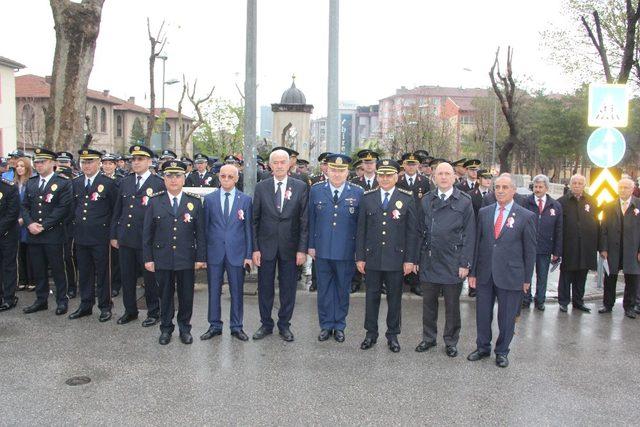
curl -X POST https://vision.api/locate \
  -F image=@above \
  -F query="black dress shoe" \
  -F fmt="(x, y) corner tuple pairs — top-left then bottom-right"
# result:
(0, 296), (18, 311)
(496, 354), (509, 368)
(252, 326), (273, 340)
(634, 305), (640, 314)
(410, 285), (423, 296)
(318, 329), (332, 341)
(559, 305), (568, 313)
(55, 305), (68, 315)
(159, 332), (171, 345)
(200, 327), (223, 340)
(574, 304), (591, 313)
(141, 316), (159, 327)
(360, 337), (377, 350)
(415, 341), (436, 353)
(23, 302), (48, 314)
(68, 308), (92, 320)
(309, 282), (317, 292)
(467, 349), (491, 361)
(279, 328), (294, 342)
(98, 311), (112, 322)
(445, 345), (458, 357)
(536, 303), (545, 311)
(624, 309), (637, 319)
(117, 313), (139, 324)
(522, 301), (531, 308)
(231, 330), (249, 341)
(334, 330), (345, 342)
(111, 289), (120, 298)
(380, 285), (387, 295)
(67, 289), (77, 299)
(350, 283), (361, 294)
(387, 336), (401, 353)
(179, 332), (193, 344)
(468, 288), (477, 297)
(598, 306), (612, 314)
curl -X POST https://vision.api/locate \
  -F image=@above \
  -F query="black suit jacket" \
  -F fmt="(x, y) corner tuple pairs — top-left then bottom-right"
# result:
(0, 178), (20, 239)
(21, 174), (72, 245)
(71, 173), (117, 245)
(185, 171), (219, 188)
(252, 177), (308, 261)
(599, 197), (640, 275)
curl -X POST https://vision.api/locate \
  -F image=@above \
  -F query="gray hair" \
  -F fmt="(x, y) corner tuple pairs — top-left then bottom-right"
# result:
(532, 174), (550, 189)
(497, 172), (517, 189)
(269, 149), (290, 163)
(570, 174), (585, 184)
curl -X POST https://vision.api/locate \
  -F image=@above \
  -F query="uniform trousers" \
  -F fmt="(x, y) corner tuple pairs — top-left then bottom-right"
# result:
(156, 269), (194, 334)
(0, 233), (18, 300)
(29, 243), (68, 306)
(76, 243), (111, 311)
(119, 245), (160, 318)
(316, 258), (355, 331)
(364, 269), (403, 339)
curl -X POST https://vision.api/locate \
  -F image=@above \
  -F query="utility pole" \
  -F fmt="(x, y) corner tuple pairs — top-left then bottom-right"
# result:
(327, 0), (340, 153)
(243, 0), (257, 196)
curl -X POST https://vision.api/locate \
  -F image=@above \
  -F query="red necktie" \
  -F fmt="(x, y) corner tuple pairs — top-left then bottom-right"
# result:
(494, 206), (505, 239)
(537, 198), (543, 214)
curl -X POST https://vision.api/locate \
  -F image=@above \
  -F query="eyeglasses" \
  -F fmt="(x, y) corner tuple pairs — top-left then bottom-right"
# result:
(219, 174), (235, 179)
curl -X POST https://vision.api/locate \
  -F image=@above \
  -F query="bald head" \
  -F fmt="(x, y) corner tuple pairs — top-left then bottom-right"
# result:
(434, 162), (455, 191)
(219, 164), (239, 191)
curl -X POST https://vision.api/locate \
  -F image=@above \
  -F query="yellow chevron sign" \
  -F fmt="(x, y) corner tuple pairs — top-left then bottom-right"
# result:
(589, 167), (621, 220)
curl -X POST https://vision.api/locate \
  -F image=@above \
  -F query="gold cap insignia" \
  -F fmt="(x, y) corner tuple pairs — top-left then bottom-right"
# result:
(335, 157), (343, 165)
(171, 162), (177, 167)
(383, 160), (389, 166)
(134, 146), (140, 150)
(35, 149), (41, 154)
(83, 150), (88, 155)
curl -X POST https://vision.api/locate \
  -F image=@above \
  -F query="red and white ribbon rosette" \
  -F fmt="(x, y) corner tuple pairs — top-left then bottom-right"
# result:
(237, 209), (245, 220)
(184, 213), (192, 223)
(392, 209), (401, 219)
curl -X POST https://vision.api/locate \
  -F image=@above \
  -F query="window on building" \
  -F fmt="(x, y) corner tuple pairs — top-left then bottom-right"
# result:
(116, 115), (123, 137)
(91, 106), (98, 132)
(22, 104), (35, 132)
(100, 107), (107, 132)
(460, 115), (474, 125)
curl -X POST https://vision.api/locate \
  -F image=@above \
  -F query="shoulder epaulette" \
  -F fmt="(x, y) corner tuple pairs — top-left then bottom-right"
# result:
(397, 188), (413, 196)
(184, 191), (202, 200)
(1, 177), (14, 185)
(149, 190), (165, 198)
(364, 188), (377, 195)
(312, 180), (326, 187)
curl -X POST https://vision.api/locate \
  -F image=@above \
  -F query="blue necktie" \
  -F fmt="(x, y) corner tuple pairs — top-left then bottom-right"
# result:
(382, 192), (390, 210)
(85, 179), (91, 192)
(172, 197), (179, 216)
(224, 192), (230, 222)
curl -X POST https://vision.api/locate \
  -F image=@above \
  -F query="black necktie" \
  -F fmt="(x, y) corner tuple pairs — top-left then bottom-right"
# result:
(172, 197), (179, 216)
(39, 178), (45, 192)
(382, 192), (390, 210)
(482, 191), (487, 196)
(224, 192), (230, 222)
(367, 180), (371, 189)
(275, 182), (282, 212)
(333, 189), (339, 204)
(136, 175), (142, 191)
(440, 193), (446, 201)
(85, 179), (91, 192)
(408, 177), (413, 187)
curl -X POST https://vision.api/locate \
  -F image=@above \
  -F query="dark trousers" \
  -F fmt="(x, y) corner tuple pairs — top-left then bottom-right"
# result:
(257, 252), (297, 331)
(558, 269), (588, 307)
(64, 238), (77, 293)
(110, 246), (121, 293)
(0, 235), (18, 300)
(421, 282), (463, 346)
(404, 271), (420, 289)
(316, 258), (355, 331)
(603, 272), (638, 311)
(364, 269), (403, 339)
(29, 243), (68, 306)
(155, 269), (194, 334)
(18, 241), (33, 286)
(207, 257), (245, 332)
(119, 245), (159, 318)
(76, 243), (111, 311)
(525, 254), (551, 304)
(476, 276), (521, 356)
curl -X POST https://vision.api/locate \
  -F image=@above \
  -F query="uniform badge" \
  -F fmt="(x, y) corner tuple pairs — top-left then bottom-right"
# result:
(51, 184), (58, 192)
(97, 184), (104, 193)
(187, 202), (194, 211)
(0, 192), (3, 200)
(349, 207), (355, 214)
(146, 188), (153, 196)
(395, 200), (403, 209)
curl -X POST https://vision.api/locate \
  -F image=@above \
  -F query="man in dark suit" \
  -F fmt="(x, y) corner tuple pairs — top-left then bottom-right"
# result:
(0, 176), (20, 311)
(523, 174), (563, 311)
(467, 174), (536, 368)
(68, 149), (117, 322)
(308, 154), (363, 342)
(110, 145), (166, 327)
(200, 164), (253, 342)
(416, 162), (475, 357)
(557, 174), (598, 313)
(252, 149), (309, 342)
(598, 177), (640, 318)
(143, 160), (206, 345)
(185, 153), (219, 188)
(22, 148), (73, 315)
(356, 159), (418, 353)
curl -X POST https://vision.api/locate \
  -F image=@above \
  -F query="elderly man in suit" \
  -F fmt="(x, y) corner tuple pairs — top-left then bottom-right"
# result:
(598, 177), (640, 318)
(200, 164), (253, 341)
(252, 149), (309, 342)
(467, 174), (536, 368)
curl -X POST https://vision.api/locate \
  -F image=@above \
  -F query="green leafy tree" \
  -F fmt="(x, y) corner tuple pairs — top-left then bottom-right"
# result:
(192, 97), (244, 158)
(129, 117), (146, 144)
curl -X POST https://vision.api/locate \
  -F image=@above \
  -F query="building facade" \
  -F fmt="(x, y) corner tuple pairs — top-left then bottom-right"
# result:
(0, 56), (25, 156)
(271, 77), (313, 161)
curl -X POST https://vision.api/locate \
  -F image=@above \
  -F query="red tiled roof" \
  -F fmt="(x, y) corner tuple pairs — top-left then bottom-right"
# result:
(380, 85), (490, 102)
(114, 100), (149, 114)
(16, 74), (121, 104)
(152, 108), (193, 121)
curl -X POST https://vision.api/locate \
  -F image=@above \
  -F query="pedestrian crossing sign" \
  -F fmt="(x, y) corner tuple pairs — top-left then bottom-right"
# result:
(588, 83), (629, 127)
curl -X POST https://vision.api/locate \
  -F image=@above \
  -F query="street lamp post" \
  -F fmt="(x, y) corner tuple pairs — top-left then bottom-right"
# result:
(156, 54), (179, 150)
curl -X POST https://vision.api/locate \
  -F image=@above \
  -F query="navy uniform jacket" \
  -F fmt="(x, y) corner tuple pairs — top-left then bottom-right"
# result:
(456, 179), (478, 193)
(143, 192), (206, 270)
(419, 188), (475, 285)
(350, 175), (378, 191)
(523, 194), (563, 256)
(21, 174), (72, 245)
(71, 173), (117, 245)
(252, 177), (309, 261)
(355, 187), (418, 271)
(470, 187), (492, 215)
(598, 197), (640, 275)
(471, 202), (537, 290)
(310, 174), (327, 185)
(185, 171), (219, 188)
(110, 173), (166, 249)
(308, 181), (363, 261)
(397, 173), (431, 203)
(0, 178), (20, 239)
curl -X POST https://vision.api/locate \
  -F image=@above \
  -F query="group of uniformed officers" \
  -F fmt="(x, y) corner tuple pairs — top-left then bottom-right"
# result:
(0, 142), (637, 368)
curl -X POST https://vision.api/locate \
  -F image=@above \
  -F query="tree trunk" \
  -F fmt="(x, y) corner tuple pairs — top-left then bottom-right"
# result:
(46, 0), (105, 152)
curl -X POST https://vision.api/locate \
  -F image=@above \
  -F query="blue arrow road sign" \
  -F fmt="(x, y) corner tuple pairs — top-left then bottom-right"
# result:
(587, 127), (626, 168)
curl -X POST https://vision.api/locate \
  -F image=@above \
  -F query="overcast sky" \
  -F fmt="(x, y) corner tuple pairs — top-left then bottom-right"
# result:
(3, 0), (573, 118)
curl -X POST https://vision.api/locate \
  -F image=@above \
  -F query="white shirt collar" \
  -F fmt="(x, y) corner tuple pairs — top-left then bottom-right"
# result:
(329, 182), (346, 195)
(438, 187), (454, 200)
(39, 172), (55, 186)
(167, 191), (183, 206)
(85, 171), (100, 185)
(380, 186), (395, 201)
(536, 194), (547, 204)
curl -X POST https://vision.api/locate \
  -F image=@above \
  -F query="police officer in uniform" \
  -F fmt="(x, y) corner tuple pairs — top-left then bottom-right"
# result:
(22, 148), (72, 315)
(457, 159), (481, 192)
(101, 154), (124, 297)
(0, 176), (20, 311)
(469, 169), (494, 216)
(308, 154), (363, 342)
(356, 159), (418, 352)
(310, 152), (331, 185)
(186, 153), (218, 187)
(110, 145), (166, 327)
(143, 160), (206, 345)
(57, 152), (79, 298)
(68, 149), (117, 321)
(451, 158), (467, 185)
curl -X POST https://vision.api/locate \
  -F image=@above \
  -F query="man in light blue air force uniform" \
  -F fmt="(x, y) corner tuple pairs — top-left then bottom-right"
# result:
(308, 154), (363, 343)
